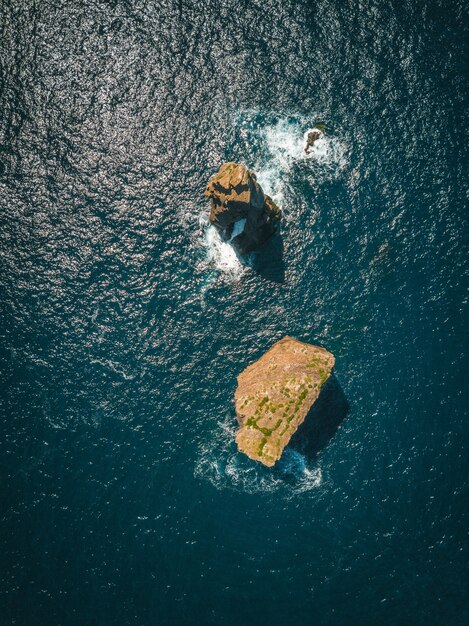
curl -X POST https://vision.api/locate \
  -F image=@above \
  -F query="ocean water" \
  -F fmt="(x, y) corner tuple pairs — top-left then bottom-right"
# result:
(0, 1), (467, 624)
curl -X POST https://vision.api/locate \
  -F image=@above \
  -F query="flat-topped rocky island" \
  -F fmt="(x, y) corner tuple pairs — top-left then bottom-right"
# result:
(235, 336), (335, 467)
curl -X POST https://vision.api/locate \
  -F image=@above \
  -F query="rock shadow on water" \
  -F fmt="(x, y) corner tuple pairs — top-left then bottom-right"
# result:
(287, 374), (349, 463)
(248, 231), (285, 284)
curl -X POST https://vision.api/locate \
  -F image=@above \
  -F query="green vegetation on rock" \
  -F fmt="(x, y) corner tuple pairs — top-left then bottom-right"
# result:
(234, 336), (335, 467)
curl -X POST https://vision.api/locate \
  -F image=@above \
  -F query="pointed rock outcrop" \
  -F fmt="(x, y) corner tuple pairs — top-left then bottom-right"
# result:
(204, 162), (281, 253)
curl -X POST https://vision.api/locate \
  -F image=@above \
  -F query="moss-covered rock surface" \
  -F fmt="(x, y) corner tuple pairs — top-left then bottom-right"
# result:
(235, 336), (335, 467)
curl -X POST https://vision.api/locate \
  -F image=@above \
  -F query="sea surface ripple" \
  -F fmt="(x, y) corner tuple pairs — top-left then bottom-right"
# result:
(0, 1), (467, 625)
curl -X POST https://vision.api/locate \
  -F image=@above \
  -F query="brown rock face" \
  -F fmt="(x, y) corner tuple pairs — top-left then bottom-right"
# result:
(304, 129), (322, 153)
(204, 162), (281, 253)
(235, 336), (335, 467)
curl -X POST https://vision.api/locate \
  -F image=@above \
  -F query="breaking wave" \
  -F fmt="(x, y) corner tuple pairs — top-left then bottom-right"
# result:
(238, 111), (348, 209)
(194, 415), (323, 496)
(198, 111), (347, 279)
(196, 214), (248, 287)
(204, 224), (244, 276)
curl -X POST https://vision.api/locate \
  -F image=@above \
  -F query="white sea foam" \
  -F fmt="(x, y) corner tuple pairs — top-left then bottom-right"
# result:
(197, 212), (246, 284)
(205, 225), (242, 275)
(238, 112), (348, 210)
(278, 449), (323, 493)
(262, 119), (308, 165)
(194, 415), (323, 496)
(229, 218), (246, 242)
(198, 112), (346, 281)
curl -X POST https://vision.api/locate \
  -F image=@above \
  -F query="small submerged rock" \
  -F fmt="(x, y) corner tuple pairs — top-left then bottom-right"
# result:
(235, 336), (335, 467)
(204, 162), (281, 254)
(303, 124), (325, 154)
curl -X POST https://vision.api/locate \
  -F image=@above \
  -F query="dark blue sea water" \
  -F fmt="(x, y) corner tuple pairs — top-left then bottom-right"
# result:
(1, 1), (468, 624)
